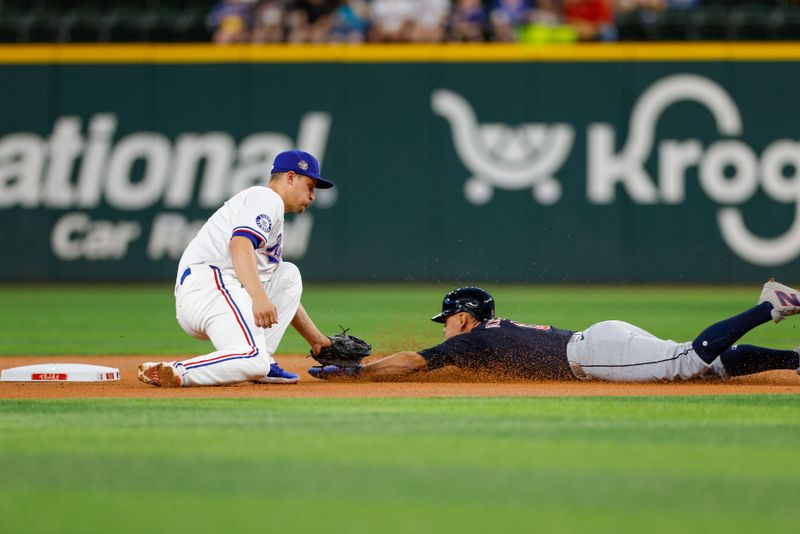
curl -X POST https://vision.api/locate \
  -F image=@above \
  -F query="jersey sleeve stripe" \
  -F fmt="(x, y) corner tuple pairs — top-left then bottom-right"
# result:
(232, 230), (262, 249)
(234, 224), (267, 237)
(231, 226), (266, 247)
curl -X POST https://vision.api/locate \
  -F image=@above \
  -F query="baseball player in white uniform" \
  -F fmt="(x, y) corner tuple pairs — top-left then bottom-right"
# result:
(139, 150), (334, 387)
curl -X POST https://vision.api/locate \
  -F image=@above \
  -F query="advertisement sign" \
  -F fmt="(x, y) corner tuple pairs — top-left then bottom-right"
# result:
(1, 48), (798, 282)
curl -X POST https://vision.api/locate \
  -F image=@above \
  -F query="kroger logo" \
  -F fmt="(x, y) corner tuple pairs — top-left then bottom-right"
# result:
(432, 89), (574, 206)
(434, 74), (800, 267)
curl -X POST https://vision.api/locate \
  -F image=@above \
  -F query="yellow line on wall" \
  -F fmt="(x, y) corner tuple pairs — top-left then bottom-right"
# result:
(1, 43), (800, 64)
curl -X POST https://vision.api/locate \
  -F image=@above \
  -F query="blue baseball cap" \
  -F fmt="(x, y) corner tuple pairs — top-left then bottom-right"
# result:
(271, 150), (335, 189)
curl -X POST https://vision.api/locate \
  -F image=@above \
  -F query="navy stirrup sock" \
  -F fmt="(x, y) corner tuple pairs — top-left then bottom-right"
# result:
(692, 302), (775, 364)
(719, 345), (800, 376)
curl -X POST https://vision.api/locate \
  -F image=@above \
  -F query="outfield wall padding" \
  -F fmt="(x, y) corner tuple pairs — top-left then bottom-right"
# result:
(1, 45), (799, 282)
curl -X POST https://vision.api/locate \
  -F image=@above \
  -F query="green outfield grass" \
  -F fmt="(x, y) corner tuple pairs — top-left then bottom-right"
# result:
(1, 396), (798, 533)
(0, 283), (797, 356)
(2, 284), (798, 533)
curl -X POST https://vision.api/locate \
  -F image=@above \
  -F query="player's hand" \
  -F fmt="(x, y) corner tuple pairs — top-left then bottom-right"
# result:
(252, 295), (278, 329)
(310, 336), (332, 356)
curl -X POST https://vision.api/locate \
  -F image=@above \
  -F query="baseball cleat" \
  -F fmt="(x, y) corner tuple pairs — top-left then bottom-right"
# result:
(758, 278), (800, 323)
(137, 362), (183, 387)
(252, 363), (299, 384)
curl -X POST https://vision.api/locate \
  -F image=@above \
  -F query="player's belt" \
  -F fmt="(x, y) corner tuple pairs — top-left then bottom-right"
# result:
(180, 267), (192, 285)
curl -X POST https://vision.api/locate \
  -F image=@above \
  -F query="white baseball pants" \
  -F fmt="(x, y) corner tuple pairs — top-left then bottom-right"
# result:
(566, 320), (718, 382)
(173, 261), (302, 386)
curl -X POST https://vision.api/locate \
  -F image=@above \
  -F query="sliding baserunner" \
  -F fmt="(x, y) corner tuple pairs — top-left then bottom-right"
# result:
(309, 280), (800, 382)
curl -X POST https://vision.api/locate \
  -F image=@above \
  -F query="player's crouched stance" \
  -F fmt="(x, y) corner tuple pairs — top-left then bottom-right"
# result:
(139, 150), (335, 387)
(309, 279), (800, 383)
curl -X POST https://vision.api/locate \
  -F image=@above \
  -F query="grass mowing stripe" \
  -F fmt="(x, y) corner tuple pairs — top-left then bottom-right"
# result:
(1, 396), (798, 533)
(1, 284), (796, 355)
(2, 488), (793, 534)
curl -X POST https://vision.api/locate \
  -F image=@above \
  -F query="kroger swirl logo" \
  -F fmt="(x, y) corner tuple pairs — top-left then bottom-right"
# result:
(434, 75), (800, 267)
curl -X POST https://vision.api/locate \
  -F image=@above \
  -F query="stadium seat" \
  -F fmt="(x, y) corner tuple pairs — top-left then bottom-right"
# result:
(701, 0), (771, 6)
(770, 8), (800, 41)
(0, 20), (18, 43)
(18, 9), (62, 42)
(61, 8), (104, 43)
(689, 6), (730, 41)
(106, 7), (150, 42)
(0, 0), (215, 43)
(147, 8), (184, 42)
(146, 7), (210, 43)
(615, 10), (650, 41)
(729, 6), (771, 41)
(175, 7), (211, 42)
(0, 6), (22, 42)
(165, 0), (214, 9)
(652, 9), (691, 41)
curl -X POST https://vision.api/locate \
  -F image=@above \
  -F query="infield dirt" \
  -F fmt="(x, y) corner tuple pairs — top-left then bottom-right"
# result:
(1, 355), (799, 399)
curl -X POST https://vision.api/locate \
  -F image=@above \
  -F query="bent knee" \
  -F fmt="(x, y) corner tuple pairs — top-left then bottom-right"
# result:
(273, 261), (303, 295)
(691, 338), (716, 363)
(281, 261), (303, 287)
(278, 261), (301, 282)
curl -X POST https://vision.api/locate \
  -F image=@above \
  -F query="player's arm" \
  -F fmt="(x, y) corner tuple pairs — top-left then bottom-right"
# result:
(309, 350), (429, 381)
(338, 334), (484, 381)
(291, 303), (332, 354)
(360, 351), (428, 378)
(230, 236), (277, 328)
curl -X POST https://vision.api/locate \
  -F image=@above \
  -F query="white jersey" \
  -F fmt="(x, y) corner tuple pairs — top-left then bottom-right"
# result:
(177, 186), (284, 284)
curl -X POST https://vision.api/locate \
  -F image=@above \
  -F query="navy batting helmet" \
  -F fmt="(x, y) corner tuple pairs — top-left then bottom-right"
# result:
(431, 287), (495, 323)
